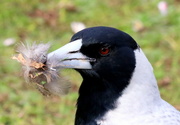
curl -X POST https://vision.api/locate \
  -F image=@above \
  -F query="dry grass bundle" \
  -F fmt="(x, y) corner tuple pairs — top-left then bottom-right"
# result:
(12, 43), (70, 96)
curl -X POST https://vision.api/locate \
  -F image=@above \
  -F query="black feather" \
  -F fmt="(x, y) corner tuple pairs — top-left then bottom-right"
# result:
(70, 26), (139, 124)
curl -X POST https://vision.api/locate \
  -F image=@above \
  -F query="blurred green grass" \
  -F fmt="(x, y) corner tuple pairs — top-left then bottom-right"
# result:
(0, 0), (180, 124)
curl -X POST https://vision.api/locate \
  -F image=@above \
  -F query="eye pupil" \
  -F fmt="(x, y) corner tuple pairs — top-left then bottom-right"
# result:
(99, 46), (110, 56)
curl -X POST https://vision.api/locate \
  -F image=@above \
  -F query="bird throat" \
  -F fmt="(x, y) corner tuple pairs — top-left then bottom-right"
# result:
(75, 70), (131, 125)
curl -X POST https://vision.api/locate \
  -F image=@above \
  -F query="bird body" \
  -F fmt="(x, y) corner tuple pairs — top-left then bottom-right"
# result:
(47, 26), (180, 125)
(98, 101), (180, 125)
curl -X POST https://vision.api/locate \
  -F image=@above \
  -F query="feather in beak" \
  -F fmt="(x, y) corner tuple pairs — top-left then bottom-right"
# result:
(12, 42), (70, 96)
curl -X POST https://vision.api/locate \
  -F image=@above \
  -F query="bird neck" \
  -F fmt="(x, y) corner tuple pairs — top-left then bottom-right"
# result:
(75, 49), (161, 125)
(75, 71), (130, 125)
(95, 50), (162, 124)
(115, 49), (161, 113)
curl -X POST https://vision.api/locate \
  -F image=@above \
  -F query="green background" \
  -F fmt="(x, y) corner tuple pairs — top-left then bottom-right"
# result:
(0, 0), (179, 125)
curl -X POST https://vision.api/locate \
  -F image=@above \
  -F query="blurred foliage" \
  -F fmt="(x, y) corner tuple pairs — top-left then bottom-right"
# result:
(0, 0), (180, 124)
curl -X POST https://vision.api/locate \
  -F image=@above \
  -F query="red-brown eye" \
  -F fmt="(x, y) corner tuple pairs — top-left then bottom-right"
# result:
(99, 46), (110, 56)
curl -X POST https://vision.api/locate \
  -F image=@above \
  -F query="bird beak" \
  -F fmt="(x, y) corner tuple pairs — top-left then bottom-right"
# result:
(47, 39), (94, 69)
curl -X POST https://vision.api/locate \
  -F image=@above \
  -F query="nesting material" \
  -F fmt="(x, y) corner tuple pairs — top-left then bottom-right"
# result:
(12, 42), (70, 96)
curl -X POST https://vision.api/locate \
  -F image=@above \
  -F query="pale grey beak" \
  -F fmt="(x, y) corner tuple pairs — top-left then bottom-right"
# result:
(47, 39), (94, 69)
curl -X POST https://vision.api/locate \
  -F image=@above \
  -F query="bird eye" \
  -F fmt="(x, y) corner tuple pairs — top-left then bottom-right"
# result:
(99, 46), (110, 56)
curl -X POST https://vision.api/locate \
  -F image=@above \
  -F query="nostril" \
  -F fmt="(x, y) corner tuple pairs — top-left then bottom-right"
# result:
(68, 50), (79, 54)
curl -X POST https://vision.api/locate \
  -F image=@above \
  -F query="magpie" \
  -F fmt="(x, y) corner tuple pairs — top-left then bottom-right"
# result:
(48, 26), (180, 125)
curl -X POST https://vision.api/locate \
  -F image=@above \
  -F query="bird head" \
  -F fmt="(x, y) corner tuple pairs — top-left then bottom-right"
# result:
(48, 27), (139, 84)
